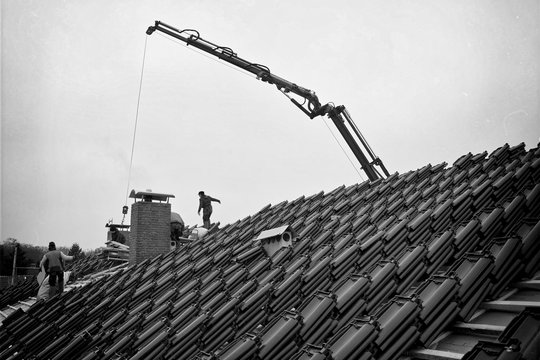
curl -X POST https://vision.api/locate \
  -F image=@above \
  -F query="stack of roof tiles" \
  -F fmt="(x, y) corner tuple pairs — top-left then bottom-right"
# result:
(67, 255), (126, 280)
(0, 278), (38, 310)
(0, 255), (120, 319)
(1, 142), (539, 360)
(99, 241), (130, 263)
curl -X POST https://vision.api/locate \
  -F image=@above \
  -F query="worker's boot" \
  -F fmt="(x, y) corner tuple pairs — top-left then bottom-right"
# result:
(49, 284), (57, 298)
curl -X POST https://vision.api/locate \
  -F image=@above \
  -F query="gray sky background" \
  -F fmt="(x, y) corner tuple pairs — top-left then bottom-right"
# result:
(2, 0), (539, 250)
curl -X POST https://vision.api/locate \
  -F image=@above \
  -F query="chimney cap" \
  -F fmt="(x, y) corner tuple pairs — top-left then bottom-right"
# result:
(255, 225), (293, 241)
(106, 223), (130, 229)
(129, 189), (175, 202)
(255, 225), (294, 257)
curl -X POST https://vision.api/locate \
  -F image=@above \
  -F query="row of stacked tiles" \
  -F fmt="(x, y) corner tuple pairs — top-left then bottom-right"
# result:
(218, 144), (539, 246)
(0, 143), (539, 360)
(0, 255), (119, 311)
(119, 143), (540, 359)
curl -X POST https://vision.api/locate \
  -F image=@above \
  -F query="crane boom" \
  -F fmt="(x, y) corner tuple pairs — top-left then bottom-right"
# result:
(146, 20), (390, 181)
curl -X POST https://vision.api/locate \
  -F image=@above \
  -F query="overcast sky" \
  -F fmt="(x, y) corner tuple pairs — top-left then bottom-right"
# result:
(2, 0), (539, 250)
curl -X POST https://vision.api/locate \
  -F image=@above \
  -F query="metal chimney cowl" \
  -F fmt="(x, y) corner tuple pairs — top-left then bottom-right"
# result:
(255, 225), (295, 257)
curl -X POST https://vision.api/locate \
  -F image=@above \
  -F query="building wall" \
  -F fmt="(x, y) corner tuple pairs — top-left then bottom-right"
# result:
(129, 201), (171, 265)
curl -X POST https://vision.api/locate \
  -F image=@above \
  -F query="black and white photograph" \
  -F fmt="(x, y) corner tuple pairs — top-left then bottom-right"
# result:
(1, 1), (539, 359)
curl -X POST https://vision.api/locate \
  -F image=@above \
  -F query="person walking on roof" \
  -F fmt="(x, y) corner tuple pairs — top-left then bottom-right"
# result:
(39, 241), (73, 298)
(198, 191), (221, 229)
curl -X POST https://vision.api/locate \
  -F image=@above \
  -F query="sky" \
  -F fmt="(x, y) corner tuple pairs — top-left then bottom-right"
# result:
(1, 0), (539, 251)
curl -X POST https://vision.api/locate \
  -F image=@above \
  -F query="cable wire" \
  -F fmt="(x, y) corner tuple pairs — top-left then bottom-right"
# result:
(344, 107), (377, 156)
(123, 35), (149, 223)
(322, 117), (365, 181)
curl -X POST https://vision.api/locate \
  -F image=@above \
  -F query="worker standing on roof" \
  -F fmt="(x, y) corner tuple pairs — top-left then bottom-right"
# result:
(198, 191), (221, 229)
(39, 242), (73, 298)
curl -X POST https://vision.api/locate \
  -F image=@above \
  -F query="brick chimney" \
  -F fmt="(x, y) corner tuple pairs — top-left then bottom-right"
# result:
(129, 189), (175, 265)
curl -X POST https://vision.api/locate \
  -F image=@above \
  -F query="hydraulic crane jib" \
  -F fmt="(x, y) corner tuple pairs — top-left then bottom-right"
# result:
(146, 20), (390, 181)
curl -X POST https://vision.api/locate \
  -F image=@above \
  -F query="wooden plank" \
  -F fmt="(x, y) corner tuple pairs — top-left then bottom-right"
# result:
(480, 300), (540, 312)
(498, 288), (519, 300)
(466, 288), (521, 321)
(406, 348), (463, 360)
(513, 280), (540, 290)
(452, 322), (506, 335)
(430, 330), (453, 346)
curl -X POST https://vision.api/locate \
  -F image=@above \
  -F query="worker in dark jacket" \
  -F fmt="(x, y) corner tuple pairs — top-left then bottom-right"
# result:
(198, 191), (221, 229)
(109, 225), (126, 244)
(39, 242), (73, 297)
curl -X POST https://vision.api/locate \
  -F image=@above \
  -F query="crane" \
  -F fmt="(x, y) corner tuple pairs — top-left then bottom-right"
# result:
(146, 21), (390, 181)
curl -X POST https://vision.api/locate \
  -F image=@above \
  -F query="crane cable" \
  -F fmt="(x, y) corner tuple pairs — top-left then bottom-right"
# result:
(321, 117), (365, 181)
(122, 35), (149, 225)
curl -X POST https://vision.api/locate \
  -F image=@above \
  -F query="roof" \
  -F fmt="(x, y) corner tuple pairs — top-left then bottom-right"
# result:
(1, 142), (540, 360)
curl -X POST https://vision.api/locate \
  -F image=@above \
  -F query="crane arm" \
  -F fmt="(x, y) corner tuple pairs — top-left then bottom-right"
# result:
(147, 21), (321, 118)
(146, 21), (390, 181)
